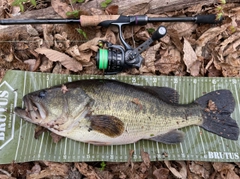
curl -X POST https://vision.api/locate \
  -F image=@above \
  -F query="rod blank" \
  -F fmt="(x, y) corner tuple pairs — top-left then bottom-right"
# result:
(0, 19), (80, 25)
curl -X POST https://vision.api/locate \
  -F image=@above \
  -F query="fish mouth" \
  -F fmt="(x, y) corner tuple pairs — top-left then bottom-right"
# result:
(14, 95), (47, 124)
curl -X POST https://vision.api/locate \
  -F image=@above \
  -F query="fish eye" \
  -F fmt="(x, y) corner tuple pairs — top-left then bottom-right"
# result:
(38, 90), (46, 98)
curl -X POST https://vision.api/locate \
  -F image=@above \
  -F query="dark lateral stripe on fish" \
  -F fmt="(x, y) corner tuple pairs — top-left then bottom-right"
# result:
(89, 115), (125, 138)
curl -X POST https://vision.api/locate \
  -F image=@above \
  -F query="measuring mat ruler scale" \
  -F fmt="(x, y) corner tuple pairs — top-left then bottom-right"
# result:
(0, 70), (239, 164)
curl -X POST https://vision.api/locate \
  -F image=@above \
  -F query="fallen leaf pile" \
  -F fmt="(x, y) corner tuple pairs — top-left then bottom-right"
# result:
(0, 152), (240, 178)
(0, 0), (239, 78)
(0, 0), (240, 178)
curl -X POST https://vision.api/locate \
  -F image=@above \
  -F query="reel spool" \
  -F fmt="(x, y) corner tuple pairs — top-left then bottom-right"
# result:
(96, 43), (125, 74)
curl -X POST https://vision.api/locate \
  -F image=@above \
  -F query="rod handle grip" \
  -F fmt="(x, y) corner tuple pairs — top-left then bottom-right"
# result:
(80, 15), (120, 27)
(195, 14), (223, 24)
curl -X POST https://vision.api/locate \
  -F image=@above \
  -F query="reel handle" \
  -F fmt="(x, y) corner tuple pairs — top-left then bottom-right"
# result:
(130, 26), (167, 60)
(152, 26), (167, 41)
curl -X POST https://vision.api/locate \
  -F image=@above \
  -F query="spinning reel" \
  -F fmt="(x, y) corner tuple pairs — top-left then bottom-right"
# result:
(96, 26), (167, 74)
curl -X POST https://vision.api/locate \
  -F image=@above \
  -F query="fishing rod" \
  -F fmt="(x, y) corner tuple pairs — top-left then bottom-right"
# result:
(0, 14), (222, 74)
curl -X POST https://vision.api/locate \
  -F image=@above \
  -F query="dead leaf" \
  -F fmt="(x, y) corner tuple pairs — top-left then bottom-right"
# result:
(127, 149), (134, 170)
(167, 22), (197, 37)
(141, 43), (160, 74)
(52, 62), (64, 74)
(183, 38), (201, 76)
(235, 163), (240, 168)
(90, 8), (105, 15)
(0, 34), (14, 62)
(153, 168), (169, 179)
(67, 45), (93, 63)
(123, 26), (142, 40)
(66, 45), (81, 60)
(24, 59), (36, 71)
(42, 24), (54, 48)
(27, 162), (69, 179)
(68, 167), (83, 179)
(218, 32), (240, 57)
(155, 47), (183, 75)
(0, 174), (15, 179)
(39, 56), (53, 72)
(79, 28), (116, 52)
(225, 51), (240, 67)
(136, 30), (150, 41)
(25, 25), (38, 36)
(35, 48), (82, 72)
(61, 84), (68, 94)
(184, 3), (205, 14)
(105, 5), (119, 15)
(168, 29), (183, 53)
(54, 33), (70, 50)
(51, 0), (72, 18)
(122, 3), (150, 15)
(105, 28), (117, 45)
(28, 163), (41, 175)
(189, 161), (212, 179)
(195, 23), (230, 57)
(75, 163), (101, 179)
(79, 37), (104, 51)
(141, 149), (150, 168)
(119, 171), (127, 179)
(164, 161), (187, 179)
(213, 163), (239, 179)
(207, 65), (222, 77)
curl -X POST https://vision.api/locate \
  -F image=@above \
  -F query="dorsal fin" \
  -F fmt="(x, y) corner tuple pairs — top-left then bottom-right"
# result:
(142, 86), (179, 104)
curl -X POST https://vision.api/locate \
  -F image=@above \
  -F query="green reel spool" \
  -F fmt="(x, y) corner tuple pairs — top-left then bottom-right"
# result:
(98, 49), (108, 70)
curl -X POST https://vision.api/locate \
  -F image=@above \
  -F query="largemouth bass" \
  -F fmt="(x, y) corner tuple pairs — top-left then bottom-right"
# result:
(14, 79), (239, 145)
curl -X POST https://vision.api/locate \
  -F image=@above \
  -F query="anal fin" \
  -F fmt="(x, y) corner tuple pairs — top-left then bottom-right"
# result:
(150, 130), (185, 144)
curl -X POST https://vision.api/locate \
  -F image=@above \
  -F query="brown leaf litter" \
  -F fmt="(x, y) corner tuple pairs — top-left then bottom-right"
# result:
(35, 47), (83, 72)
(0, 155), (240, 178)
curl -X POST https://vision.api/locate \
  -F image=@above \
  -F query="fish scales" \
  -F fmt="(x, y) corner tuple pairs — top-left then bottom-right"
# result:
(84, 82), (203, 130)
(14, 79), (239, 145)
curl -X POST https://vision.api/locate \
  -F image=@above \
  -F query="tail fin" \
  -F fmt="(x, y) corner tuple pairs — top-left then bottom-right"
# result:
(195, 90), (239, 140)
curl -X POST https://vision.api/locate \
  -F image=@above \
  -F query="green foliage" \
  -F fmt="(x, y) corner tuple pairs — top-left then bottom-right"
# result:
(215, 0), (226, 21)
(100, 161), (106, 171)
(218, 0), (226, 4)
(30, 0), (36, 6)
(76, 28), (88, 40)
(12, 0), (36, 12)
(66, 10), (81, 18)
(100, 0), (112, 8)
(147, 28), (155, 34)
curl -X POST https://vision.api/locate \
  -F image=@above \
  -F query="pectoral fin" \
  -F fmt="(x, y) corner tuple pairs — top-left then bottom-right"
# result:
(150, 130), (185, 144)
(89, 115), (124, 138)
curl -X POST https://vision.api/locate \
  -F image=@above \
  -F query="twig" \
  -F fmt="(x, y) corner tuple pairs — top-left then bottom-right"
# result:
(0, 168), (11, 177)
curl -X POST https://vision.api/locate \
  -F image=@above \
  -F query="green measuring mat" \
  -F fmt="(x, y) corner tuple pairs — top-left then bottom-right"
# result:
(0, 70), (239, 164)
